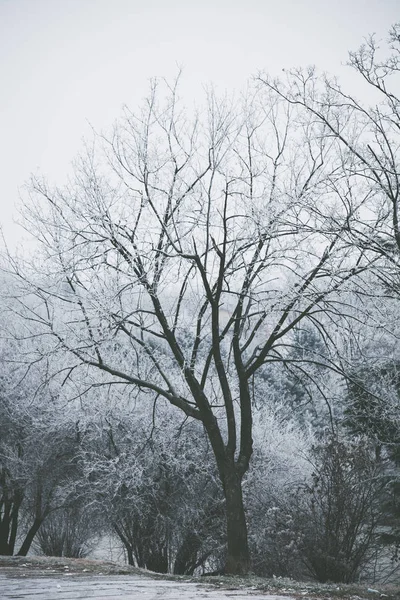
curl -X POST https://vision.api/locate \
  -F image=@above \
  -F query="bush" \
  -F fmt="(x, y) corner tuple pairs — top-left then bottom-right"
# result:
(35, 505), (100, 558)
(298, 437), (384, 582)
(248, 435), (384, 582)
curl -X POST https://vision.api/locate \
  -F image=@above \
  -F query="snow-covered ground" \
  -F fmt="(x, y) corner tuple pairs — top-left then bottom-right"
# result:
(1, 573), (293, 600)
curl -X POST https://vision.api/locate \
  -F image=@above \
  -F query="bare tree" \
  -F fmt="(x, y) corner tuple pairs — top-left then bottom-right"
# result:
(260, 23), (400, 276)
(9, 77), (370, 573)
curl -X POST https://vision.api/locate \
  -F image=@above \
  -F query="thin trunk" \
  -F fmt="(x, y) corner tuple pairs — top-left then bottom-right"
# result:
(0, 499), (12, 555)
(17, 518), (44, 556)
(126, 546), (134, 566)
(173, 532), (202, 575)
(145, 546), (168, 573)
(0, 523), (12, 556)
(113, 523), (135, 566)
(9, 493), (23, 555)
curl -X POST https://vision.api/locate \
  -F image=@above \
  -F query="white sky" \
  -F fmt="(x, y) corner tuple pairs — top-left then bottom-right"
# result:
(1, 0), (399, 248)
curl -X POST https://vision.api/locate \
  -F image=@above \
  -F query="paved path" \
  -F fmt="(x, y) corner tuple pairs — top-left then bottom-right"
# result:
(0, 573), (293, 600)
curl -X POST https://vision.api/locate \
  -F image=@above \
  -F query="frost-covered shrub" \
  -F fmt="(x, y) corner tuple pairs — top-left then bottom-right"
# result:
(296, 437), (384, 583)
(247, 429), (384, 582)
(245, 406), (313, 577)
(81, 406), (225, 573)
(35, 504), (101, 558)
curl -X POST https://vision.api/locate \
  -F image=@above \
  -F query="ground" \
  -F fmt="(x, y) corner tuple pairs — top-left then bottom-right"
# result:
(0, 556), (398, 599)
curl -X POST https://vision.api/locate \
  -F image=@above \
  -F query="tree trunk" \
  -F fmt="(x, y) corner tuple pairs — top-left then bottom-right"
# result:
(0, 513), (12, 555)
(205, 416), (251, 576)
(113, 523), (135, 566)
(173, 531), (202, 574)
(126, 545), (135, 566)
(0, 528), (12, 556)
(17, 518), (44, 556)
(223, 468), (250, 575)
(9, 493), (23, 555)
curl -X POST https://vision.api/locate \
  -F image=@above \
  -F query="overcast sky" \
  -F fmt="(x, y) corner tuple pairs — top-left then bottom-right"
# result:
(1, 0), (399, 248)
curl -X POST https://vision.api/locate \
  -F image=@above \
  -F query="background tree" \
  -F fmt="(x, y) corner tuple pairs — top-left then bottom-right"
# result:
(344, 354), (400, 555)
(260, 23), (400, 569)
(0, 294), (85, 557)
(260, 23), (400, 268)
(0, 358), (82, 556)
